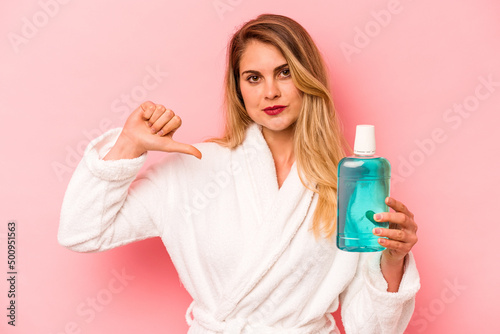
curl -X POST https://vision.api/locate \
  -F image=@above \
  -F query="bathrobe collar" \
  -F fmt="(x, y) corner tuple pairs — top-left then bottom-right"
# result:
(215, 122), (317, 320)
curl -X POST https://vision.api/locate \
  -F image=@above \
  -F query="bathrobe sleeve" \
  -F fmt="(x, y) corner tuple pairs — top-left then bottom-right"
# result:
(339, 251), (420, 334)
(58, 128), (165, 252)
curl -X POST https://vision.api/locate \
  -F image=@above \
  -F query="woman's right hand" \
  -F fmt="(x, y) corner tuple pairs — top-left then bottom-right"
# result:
(104, 101), (202, 160)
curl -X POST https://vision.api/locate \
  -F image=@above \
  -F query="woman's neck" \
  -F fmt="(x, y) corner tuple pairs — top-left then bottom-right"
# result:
(262, 125), (295, 169)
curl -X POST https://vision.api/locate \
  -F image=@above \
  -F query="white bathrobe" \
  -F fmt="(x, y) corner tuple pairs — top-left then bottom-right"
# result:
(58, 123), (420, 334)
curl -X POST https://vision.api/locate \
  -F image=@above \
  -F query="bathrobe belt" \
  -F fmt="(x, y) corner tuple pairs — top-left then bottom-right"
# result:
(186, 301), (336, 334)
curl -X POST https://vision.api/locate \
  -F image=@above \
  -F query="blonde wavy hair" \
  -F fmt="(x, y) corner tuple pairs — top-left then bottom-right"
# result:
(209, 14), (350, 239)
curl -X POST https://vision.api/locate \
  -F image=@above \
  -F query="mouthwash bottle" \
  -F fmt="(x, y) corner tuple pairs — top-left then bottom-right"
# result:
(337, 125), (391, 252)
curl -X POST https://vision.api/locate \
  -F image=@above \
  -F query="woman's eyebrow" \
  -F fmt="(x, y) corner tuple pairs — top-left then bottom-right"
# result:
(241, 63), (289, 76)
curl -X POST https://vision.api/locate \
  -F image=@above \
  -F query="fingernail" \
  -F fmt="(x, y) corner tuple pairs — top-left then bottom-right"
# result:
(379, 238), (386, 244)
(386, 197), (391, 205)
(375, 214), (382, 221)
(151, 128), (156, 134)
(148, 122), (152, 127)
(157, 130), (164, 136)
(373, 228), (381, 235)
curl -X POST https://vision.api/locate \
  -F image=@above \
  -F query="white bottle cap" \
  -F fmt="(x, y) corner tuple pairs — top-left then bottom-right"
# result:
(354, 125), (376, 156)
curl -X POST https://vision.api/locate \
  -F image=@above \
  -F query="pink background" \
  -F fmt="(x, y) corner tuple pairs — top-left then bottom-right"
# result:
(1, 0), (499, 333)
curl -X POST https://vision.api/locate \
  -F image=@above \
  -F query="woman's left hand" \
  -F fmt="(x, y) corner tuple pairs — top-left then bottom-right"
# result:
(373, 196), (418, 265)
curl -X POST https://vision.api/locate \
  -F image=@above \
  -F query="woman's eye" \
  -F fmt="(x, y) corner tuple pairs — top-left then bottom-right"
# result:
(280, 69), (291, 78)
(247, 75), (259, 83)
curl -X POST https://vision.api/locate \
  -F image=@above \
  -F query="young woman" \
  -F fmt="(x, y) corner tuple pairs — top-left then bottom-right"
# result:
(59, 14), (420, 333)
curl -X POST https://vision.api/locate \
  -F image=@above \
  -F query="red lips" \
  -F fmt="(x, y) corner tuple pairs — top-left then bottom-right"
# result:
(263, 105), (286, 115)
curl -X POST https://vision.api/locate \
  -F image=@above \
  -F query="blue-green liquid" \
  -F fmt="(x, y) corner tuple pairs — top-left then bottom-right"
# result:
(337, 156), (391, 252)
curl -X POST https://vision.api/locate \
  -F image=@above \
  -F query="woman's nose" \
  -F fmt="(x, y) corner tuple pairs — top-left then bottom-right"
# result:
(264, 79), (281, 100)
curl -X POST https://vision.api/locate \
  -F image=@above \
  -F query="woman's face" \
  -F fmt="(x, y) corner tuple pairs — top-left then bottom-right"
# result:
(238, 40), (303, 137)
